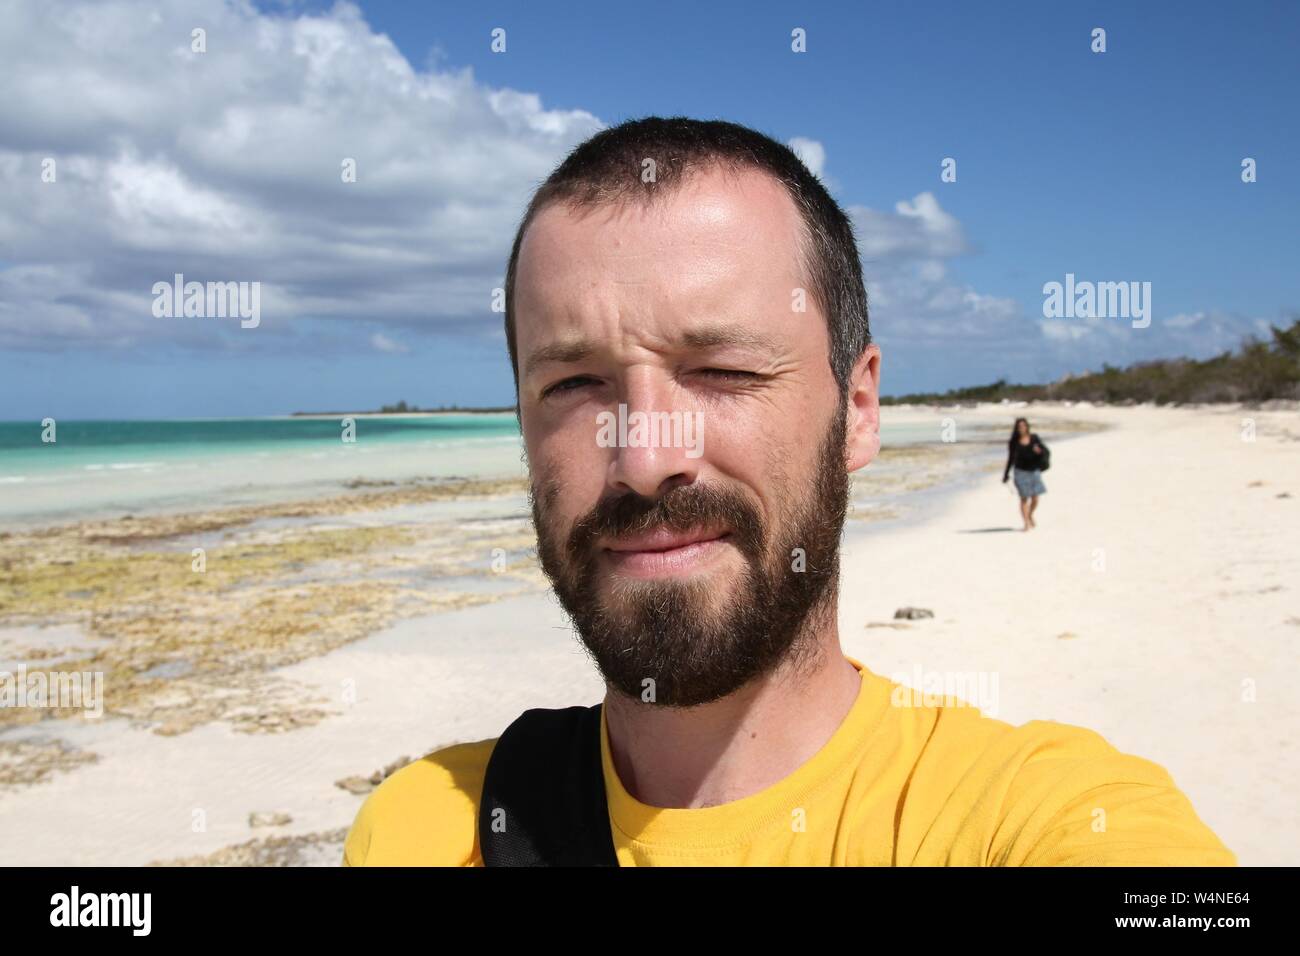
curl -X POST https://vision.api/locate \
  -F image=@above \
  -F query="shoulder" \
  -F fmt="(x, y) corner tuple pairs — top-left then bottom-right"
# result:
(909, 708), (1234, 865)
(343, 737), (497, 867)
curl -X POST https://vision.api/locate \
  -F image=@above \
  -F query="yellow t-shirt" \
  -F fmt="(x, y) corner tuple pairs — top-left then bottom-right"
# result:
(343, 658), (1235, 866)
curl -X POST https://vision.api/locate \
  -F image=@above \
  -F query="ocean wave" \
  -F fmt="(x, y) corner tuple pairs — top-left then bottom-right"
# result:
(83, 461), (165, 472)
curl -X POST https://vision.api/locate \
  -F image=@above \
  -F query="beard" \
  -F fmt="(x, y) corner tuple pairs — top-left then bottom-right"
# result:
(530, 404), (850, 708)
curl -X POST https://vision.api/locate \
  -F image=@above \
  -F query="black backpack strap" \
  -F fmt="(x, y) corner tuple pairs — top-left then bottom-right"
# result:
(477, 704), (619, 866)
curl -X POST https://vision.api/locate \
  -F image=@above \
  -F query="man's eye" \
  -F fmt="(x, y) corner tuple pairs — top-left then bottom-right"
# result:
(542, 376), (598, 398)
(698, 368), (758, 382)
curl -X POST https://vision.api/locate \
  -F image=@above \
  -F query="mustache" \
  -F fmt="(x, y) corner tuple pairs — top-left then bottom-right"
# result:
(565, 483), (766, 564)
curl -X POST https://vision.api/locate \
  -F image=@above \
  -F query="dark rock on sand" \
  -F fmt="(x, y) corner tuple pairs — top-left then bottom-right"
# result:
(894, 607), (934, 620)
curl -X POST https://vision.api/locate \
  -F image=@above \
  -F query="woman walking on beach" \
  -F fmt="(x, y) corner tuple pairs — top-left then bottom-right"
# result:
(1002, 417), (1048, 531)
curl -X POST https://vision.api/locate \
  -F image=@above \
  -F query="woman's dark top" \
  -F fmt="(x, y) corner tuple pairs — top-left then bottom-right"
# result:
(1003, 433), (1046, 480)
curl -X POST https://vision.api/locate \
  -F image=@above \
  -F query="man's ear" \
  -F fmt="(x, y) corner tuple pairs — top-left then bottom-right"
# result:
(845, 344), (881, 473)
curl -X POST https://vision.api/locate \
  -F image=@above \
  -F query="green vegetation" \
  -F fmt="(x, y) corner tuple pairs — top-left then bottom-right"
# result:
(882, 318), (1300, 406)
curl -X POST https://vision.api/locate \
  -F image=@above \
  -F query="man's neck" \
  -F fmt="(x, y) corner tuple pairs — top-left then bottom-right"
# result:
(602, 628), (862, 810)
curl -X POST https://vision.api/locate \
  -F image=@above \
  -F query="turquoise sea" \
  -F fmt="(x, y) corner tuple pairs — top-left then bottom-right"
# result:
(0, 414), (526, 527)
(0, 414), (963, 527)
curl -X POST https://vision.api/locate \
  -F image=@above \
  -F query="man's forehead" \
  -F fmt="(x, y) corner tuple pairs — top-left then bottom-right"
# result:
(518, 166), (806, 281)
(514, 166), (812, 355)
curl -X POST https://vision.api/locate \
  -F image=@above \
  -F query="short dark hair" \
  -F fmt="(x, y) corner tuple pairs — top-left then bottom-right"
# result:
(503, 116), (870, 394)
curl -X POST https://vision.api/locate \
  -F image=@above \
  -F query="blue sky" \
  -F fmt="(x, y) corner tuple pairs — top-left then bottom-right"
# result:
(2, 0), (1297, 418)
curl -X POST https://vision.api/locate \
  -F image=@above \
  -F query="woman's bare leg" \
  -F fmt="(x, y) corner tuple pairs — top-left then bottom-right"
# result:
(1019, 496), (1031, 531)
(1028, 495), (1039, 528)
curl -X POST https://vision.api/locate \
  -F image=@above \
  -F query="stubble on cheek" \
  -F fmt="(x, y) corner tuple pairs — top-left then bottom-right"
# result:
(528, 470), (574, 590)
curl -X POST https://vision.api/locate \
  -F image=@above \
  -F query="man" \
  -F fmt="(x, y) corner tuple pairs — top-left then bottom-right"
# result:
(344, 117), (1234, 866)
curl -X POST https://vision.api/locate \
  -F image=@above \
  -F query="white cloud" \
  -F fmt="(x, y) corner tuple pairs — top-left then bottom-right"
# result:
(787, 137), (826, 179)
(0, 0), (601, 352)
(849, 192), (969, 261)
(845, 193), (1023, 359)
(370, 332), (408, 354)
(1031, 306), (1276, 378)
(1040, 319), (1091, 342)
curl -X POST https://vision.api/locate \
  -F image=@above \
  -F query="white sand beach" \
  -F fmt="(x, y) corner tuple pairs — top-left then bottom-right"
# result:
(1, 401), (1296, 865)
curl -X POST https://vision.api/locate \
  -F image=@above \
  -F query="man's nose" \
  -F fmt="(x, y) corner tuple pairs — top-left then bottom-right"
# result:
(605, 379), (702, 499)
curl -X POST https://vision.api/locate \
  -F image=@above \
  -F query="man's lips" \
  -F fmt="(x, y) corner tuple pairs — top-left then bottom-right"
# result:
(604, 527), (727, 553)
(600, 527), (732, 576)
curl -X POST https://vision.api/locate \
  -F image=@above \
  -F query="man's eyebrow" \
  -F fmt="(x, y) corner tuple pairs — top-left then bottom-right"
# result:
(679, 324), (781, 353)
(523, 324), (781, 379)
(524, 339), (594, 378)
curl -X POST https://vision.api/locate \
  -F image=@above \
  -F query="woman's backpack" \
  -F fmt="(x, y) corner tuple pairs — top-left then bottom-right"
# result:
(1036, 435), (1051, 472)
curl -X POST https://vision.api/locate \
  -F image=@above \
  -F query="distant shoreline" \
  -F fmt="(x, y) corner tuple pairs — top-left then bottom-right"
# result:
(289, 407), (516, 418)
(287, 397), (1300, 419)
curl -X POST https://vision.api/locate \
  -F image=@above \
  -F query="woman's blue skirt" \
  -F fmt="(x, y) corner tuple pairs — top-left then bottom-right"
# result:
(1012, 467), (1046, 499)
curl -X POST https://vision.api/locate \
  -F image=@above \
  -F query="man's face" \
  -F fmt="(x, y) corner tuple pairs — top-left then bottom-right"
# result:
(514, 166), (876, 707)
